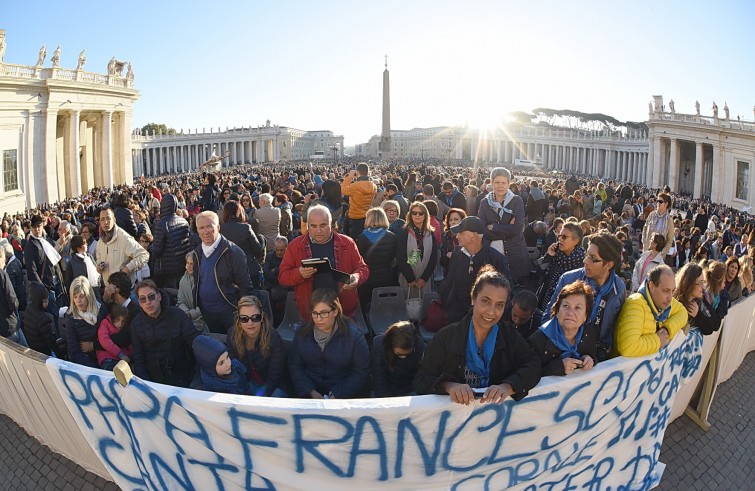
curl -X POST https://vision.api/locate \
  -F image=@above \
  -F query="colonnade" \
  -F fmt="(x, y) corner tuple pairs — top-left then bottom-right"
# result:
(465, 137), (649, 184)
(43, 108), (131, 203)
(649, 137), (717, 200)
(133, 138), (277, 177)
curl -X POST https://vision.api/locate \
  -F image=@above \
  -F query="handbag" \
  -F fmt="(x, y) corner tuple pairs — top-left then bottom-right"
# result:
(406, 286), (422, 322)
(423, 300), (447, 333)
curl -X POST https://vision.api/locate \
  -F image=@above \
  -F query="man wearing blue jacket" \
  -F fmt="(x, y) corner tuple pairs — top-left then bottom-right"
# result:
(542, 232), (626, 361)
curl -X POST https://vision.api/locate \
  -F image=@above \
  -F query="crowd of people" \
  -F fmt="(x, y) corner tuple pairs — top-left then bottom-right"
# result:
(0, 156), (753, 403)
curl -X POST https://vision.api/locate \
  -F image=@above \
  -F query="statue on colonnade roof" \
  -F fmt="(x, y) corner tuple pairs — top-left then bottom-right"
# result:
(35, 44), (46, 67)
(76, 50), (86, 70)
(50, 45), (61, 67)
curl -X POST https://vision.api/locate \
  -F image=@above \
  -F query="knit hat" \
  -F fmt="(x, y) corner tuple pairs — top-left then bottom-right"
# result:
(192, 335), (227, 374)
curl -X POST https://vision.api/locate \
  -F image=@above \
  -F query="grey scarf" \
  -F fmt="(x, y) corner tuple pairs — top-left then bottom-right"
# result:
(314, 323), (338, 351)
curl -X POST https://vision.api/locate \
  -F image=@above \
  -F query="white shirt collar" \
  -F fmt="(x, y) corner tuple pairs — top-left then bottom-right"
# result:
(201, 235), (222, 258)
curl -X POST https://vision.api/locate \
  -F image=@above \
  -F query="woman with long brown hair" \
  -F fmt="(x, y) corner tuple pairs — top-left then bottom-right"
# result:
(370, 321), (425, 397)
(396, 201), (438, 297)
(227, 295), (288, 396)
(674, 262), (728, 336)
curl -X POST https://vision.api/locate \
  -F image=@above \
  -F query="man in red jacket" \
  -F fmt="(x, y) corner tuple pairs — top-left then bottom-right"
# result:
(279, 205), (369, 319)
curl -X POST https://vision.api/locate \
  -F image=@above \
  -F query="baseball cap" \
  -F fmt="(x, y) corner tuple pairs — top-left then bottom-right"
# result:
(450, 216), (485, 235)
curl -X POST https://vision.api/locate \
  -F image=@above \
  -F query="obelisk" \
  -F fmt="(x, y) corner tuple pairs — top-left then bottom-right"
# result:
(380, 56), (392, 161)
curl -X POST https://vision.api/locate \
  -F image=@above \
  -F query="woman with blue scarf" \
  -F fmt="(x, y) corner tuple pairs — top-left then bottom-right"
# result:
(414, 265), (541, 405)
(528, 280), (598, 376)
(355, 207), (399, 313)
(477, 167), (531, 284)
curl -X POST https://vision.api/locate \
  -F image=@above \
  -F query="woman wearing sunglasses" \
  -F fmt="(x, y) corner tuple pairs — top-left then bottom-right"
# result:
(227, 295), (288, 397)
(289, 288), (369, 399)
(396, 201), (438, 297)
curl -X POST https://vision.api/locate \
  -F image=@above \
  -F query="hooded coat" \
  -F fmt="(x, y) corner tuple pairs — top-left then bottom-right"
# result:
(23, 282), (56, 355)
(192, 335), (248, 395)
(151, 194), (193, 278)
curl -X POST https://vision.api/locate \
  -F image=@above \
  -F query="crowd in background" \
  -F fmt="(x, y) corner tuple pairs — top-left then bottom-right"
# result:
(0, 156), (752, 402)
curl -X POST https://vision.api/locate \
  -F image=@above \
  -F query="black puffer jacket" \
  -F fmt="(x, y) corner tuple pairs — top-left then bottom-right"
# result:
(62, 311), (98, 368)
(131, 290), (199, 387)
(151, 194), (193, 278)
(23, 282), (56, 356)
(114, 205), (138, 239)
(0, 268), (18, 338)
(355, 230), (398, 287)
(220, 218), (264, 280)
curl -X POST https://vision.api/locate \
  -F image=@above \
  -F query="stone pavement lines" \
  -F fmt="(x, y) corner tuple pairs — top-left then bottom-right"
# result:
(658, 351), (755, 490)
(0, 352), (753, 490)
(0, 414), (120, 491)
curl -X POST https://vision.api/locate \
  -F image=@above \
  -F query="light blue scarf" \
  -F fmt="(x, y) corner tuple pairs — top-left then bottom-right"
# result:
(638, 279), (671, 323)
(485, 190), (516, 217)
(466, 320), (498, 387)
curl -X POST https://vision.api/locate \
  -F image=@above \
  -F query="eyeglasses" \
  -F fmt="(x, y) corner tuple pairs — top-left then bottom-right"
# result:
(311, 308), (335, 319)
(239, 313), (263, 323)
(411, 211), (425, 216)
(584, 255), (604, 264)
(385, 208), (398, 214)
(138, 292), (158, 304)
(558, 234), (573, 241)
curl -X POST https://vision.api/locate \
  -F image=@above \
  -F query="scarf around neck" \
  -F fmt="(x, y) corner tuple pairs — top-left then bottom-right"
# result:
(582, 270), (616, 325)
(314, 323), (338, 352)
(540, 317), (584, 360)
(638, 280), (671, 323)
(486, 190), (516, 217)
(466, 319), (498, 387)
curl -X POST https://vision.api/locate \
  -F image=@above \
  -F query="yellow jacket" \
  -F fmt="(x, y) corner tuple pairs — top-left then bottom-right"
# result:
(341, 174), (377, 219)
(615, 293), (688, 357)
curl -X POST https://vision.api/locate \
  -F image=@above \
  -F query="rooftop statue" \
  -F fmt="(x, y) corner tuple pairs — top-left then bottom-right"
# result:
(669, 99), (675, 113)
(126, 63), (134, 80)
(35, 44), (46, 67)
(50, 45), (61, 67)
(107, 57), (116, 76)
(0, 36), (6, 63)
(76, 50), (86, 70)
(695, 100), (700, 115)
(712, 101), (718, 119)
(724, 102), (730, 120)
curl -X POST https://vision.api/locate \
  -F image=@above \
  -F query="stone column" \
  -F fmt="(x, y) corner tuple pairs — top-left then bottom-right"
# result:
(694, 142), (703, 198)
(710, 145), (721, 203)
(651, 137), (661, 189)
(668, 139), (678, 193)
(42, 109), (60, 203)
(121, 112), (133, 184)
(101, 111), (113, 188)
(66, 110), (82, 198)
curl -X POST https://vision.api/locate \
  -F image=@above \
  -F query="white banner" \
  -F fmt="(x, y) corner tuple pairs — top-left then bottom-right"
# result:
(46, 329), (703, 491)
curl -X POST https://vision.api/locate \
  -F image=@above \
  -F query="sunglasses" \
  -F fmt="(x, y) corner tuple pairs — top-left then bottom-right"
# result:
(239, 313), (263, 323)
(411, 211), (425, 216)
(138, 292), (158, 304)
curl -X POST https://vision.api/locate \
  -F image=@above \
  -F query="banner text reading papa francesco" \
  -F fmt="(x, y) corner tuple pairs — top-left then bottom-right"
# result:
(47, 329), (702, 491)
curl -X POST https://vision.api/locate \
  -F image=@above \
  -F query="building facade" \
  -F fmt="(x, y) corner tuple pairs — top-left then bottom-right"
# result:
(646, 95), (755, 210)
(0, 29), (138, 215)
(131, 124), (343, 176)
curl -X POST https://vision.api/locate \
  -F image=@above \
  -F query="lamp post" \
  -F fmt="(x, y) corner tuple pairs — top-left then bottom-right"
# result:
(330, 143), (339, 163)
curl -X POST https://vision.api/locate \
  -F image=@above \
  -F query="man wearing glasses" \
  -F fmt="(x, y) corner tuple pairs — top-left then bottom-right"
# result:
(131, 279), (199, 388)
(541, 232), (626, 361)
(440, 216), (512, 323)
(94, 207), (149, 289)
(279, 204), (369, 320)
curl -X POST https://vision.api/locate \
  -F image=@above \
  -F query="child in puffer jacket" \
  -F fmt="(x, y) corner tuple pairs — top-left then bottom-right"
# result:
(97, 304), (132, 371)
(192, 335), (248, 395)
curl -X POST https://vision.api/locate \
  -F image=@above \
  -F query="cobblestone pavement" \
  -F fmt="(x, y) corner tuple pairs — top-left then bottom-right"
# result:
(0, 414), (119, 491)
(0, 352), (753, 490)
(658, 351), (755, 490)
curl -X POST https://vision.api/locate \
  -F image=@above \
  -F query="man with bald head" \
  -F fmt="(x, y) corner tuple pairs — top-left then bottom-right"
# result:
(279, 204), (369, 319)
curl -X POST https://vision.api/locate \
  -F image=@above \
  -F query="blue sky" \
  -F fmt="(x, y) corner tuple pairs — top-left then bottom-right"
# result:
(3, 0), (753, 146)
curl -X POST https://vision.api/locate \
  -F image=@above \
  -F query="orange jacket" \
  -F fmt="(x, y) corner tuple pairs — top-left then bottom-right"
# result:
(341, 174), (377, 219)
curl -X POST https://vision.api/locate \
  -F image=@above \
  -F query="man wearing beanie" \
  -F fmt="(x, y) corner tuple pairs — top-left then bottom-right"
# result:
(192, 335), (248, 395)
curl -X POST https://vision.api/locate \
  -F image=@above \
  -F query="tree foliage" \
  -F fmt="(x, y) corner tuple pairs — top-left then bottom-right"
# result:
(530, 108), (647, 134)
(140, 123), (176, 135)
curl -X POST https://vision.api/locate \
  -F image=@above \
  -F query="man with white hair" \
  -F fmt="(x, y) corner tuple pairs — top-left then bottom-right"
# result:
(191, 211), (252, 333)
(255, 192), (282, 248)
(279, 204), (369, 319)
